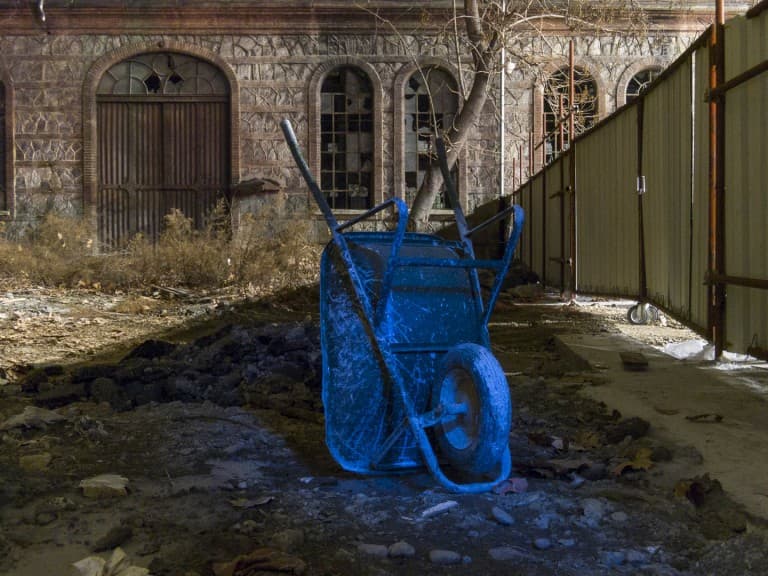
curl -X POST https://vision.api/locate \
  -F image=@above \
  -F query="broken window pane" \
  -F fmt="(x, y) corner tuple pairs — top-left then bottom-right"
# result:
(144, 73), (162, 93)
(320, 67), (374, 210)
(403, 68), (458, 210)
(98, 52), (228, 97)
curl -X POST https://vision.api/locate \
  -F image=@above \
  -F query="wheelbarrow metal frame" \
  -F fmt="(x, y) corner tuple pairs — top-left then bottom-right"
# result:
(281, 119), (524, 493)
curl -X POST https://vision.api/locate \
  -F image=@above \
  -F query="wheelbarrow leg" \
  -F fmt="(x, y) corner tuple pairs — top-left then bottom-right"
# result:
(410, 421), (512, 494)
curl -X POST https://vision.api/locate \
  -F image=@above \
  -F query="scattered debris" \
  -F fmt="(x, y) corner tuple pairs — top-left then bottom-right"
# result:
(73, 547), (148, 576)
(491, 506), (515, 526)
(653, 405), (680, 416)
(0, 405), (65, 430)
(228, 496), (275, 509)
(686, 413), (724, 424)
(605, 416), (650, 444)
(93, 526), (134, 552)
(420, 500), (458, 519)
(79, 474), (130, 498)
(388, 541), (416, 558)
(429, 549), (463, 565)
(493, 477), (529, 495)
(613, 447), (655, 476)
(1, 293), (765, 576)
(357, 543), (388, 558)
(18, 452), (52, 472)
(212, 547), (306, 576)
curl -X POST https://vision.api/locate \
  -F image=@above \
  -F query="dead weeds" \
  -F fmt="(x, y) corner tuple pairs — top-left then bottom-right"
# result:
(0, 199), (321, 295)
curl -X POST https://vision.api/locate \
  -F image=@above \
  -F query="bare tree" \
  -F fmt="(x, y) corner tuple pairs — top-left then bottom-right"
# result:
(370, 0), (647, 230)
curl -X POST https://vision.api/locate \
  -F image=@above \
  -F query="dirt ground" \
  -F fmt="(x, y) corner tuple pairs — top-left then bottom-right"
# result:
(1, 283), (767, 576)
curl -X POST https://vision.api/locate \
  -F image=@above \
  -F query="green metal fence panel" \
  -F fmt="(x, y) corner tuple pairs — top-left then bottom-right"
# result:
(575, 106), (640, 297)
(544, 155), (565, 289)
(691, 43), (711, 334)
(642, 56), (694, 318)
(723, 11), (768, 355)
(529, 172), (545, 281)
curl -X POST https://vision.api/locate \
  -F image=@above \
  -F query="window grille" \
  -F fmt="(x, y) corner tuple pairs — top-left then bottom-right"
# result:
(97, 52), (228, 97)
(544, 67), (598, 163)
(320, 67), (374, 210)
(404, 68), (458, 210)
(626, 67), (662, 103)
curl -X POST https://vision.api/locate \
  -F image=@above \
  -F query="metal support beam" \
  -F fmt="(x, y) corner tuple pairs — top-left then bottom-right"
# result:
(708, 0), (726, 358)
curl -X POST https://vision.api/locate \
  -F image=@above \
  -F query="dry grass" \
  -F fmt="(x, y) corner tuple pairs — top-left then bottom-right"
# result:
(0, 199), (320, 295)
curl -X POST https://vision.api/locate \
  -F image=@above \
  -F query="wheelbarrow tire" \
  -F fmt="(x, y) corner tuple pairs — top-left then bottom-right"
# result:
(627, 303), (650, 325)
(432, 343), (511, 475)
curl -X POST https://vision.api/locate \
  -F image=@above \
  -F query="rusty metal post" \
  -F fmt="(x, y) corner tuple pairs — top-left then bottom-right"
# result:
(568, 40), (577, 296)
(528, 132), (535, 267)
(541, 107), (547, 167)
(559, 95), (566, 292)
(541, 138), (547, 287)
(709, 0), (726, 357)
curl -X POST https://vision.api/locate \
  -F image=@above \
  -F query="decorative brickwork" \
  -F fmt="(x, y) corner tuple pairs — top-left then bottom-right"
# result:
(0, 4), (714, 235)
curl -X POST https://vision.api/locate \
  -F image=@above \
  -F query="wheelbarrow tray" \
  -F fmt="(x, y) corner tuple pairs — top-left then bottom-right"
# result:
(320, 230), (489, 474)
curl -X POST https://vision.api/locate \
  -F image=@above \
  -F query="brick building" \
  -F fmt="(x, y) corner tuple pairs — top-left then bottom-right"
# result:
(0, 1), (752, 246)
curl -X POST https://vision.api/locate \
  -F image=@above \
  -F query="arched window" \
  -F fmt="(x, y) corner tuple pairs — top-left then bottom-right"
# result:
(544, 67), (598, 163)
(97, 52), (228, 96)
(404, 67), (458, 210)
(625, 67), (662, 103)
(320, 67), (373, 210)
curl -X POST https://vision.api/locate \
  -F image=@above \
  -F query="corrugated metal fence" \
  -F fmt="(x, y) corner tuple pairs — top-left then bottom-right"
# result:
(514, 2), (768, 358)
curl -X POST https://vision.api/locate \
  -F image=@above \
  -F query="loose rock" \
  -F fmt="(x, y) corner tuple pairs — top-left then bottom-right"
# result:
(79, 474), (129, 498)
(357, 543), (388, 558)
(19, 452), (52, 472)
(429, 549), (462, 565)
(0, 406), (65, 430)
(606, 417), (650, 444)
(388, 540), (416, 558)
(491, 506), (515, 526)
(93, 526), (133, 552)
(533, 538), (552, 550)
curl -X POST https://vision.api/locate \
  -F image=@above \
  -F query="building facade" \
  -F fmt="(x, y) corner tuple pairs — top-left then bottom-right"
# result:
(0, 1), (751, 246)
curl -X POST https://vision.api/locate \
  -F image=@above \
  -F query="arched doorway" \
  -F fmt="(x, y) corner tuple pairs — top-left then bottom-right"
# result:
(96, 51), (230, 248)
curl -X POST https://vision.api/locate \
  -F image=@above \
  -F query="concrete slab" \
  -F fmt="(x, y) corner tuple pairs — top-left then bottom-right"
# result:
(558, 332), (768, 521)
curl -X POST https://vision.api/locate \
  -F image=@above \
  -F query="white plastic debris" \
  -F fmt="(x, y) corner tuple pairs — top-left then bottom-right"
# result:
(420, 500), (459, 519)
(659, 339), (714, 361)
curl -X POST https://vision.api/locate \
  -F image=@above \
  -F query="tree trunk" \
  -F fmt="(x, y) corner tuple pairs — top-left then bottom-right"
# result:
(407, 0), (496, 231)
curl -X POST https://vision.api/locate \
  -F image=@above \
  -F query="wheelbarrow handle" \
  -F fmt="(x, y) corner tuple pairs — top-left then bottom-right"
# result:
(281, 118), (339, 230)
(281, 118), (409, 328)
(435, 136), (472, 257)
(483, 204), (525, 327)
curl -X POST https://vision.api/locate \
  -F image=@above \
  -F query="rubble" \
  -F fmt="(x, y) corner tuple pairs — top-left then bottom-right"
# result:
(0, 291), (766, 575)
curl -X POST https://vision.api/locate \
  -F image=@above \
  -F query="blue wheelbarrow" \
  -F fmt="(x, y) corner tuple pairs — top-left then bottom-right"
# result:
(281, 119), (524, 493)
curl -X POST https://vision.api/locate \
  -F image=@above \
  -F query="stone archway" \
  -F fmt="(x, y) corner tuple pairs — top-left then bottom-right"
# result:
(83, 42), (239, 248)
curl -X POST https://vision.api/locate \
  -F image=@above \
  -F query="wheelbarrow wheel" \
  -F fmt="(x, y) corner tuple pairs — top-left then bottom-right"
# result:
(432, 343), (511, 475)
(627, 303), (650, 325)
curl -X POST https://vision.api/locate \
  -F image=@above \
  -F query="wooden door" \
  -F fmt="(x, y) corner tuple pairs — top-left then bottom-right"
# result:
(97, 100), (229, 248)
(96, 52), (230, 249)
